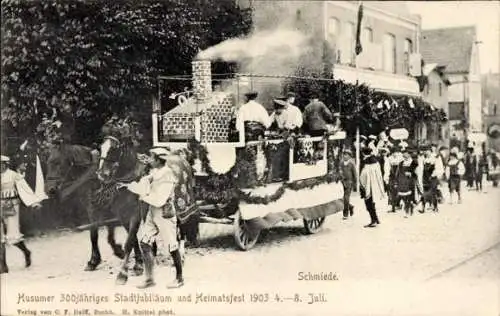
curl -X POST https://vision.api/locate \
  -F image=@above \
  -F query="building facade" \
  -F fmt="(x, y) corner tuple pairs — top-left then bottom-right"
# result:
(251, 1), (422, 98)
(482, 72), (500, 152)
(421, 26), (482, 146)
(417, 63), (450, 146)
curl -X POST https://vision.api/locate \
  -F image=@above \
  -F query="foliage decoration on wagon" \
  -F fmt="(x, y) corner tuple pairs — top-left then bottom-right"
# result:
(188, 138), (342, 206)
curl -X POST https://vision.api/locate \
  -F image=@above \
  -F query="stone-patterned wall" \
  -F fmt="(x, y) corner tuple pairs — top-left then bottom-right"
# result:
(192, 60), (212, 105)
(200, 95), (234, 142)
(162, 113), (196, 140)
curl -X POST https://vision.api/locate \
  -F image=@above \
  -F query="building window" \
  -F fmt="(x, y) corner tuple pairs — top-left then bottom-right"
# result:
(344, 22), (355, 64)
(383, 33), (396, 73)
(362, 27), (373, 44)
(404, 38), (413, 54)
(328, 18), (340, 37)
(403, 38), (412, 75)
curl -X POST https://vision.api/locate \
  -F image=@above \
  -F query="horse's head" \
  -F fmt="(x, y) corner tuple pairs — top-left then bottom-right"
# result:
(96, 136), (123, 183)
(45, 143), (72, 196)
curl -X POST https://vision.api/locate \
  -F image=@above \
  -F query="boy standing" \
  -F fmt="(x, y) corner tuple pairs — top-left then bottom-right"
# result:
(445, 152), (465, 204)
(340, 150), (356, 220)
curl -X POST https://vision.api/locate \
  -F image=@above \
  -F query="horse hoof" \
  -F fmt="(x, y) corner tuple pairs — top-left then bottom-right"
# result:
(116, 272), (128, 285)
(84, 261), (100, 271)
(131, 265), (144, 276)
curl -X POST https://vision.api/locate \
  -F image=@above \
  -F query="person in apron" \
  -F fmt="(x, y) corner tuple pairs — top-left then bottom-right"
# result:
(396, 150), (419, 218)
(1, 155), (43, 274)
(384, 145), (404, 213)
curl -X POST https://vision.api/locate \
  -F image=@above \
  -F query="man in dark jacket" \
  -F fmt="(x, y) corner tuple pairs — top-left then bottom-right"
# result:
(341, 149), (356, 220)
(302, 92), (333, 137)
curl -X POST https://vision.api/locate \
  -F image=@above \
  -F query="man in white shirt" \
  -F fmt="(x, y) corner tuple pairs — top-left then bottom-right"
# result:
(236, 91), (271, 129)
(121, 147), (184, 289)
(235, 91), (271, 141)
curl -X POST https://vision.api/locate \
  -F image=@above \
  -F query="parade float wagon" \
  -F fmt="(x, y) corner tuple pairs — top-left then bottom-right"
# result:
(152, 60), (346, 250)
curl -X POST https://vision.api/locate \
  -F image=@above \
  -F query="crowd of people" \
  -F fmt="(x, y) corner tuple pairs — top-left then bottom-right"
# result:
(341, 133), (499, 228)
(2, 88), (499, 288)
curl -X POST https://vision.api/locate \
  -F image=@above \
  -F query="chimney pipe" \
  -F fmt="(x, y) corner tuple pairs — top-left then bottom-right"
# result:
(192, 59), (212, 105)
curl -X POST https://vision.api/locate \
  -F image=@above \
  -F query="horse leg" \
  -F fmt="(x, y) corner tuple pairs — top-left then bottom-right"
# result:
(85, 226), (102, 271)
(107, 224), (125, 259)
(115, 221), (136, 285)
(128, 217), (144, 276)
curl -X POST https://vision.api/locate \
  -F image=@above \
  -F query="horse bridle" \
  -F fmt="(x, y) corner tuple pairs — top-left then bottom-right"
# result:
(99, 136), (125, 165)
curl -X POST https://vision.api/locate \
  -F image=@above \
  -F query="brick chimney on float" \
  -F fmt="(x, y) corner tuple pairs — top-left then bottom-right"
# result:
(192, 59), (212, 105)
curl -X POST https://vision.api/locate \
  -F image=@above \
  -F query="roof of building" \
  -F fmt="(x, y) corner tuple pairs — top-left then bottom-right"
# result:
(422, 63), (451, 85)
(165, 91), (233, 115)
(421, 26), (476, 74)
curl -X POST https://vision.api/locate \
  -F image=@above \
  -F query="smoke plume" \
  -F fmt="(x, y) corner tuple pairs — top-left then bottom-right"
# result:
(197, 29), (310, 76)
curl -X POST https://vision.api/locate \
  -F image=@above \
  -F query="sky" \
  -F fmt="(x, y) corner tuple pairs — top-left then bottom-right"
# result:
(405, 1), (500, 74)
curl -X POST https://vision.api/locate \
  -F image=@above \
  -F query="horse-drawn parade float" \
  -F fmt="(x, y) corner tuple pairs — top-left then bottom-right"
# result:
(153, 59), (346, 251)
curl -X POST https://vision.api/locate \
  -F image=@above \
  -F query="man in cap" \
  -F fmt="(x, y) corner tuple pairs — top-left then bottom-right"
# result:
(340, 149), (356, 219)
(302, 92), (334, 137)
(1, 155), (43, 274)
(120, 147), (184, 288)
(359, 147), (386, 227)
(270, 97), (303, 132)
(235, 91), (271, 141)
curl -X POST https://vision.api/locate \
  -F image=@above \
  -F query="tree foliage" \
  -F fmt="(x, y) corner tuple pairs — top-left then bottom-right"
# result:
(1, 0), (252, 148)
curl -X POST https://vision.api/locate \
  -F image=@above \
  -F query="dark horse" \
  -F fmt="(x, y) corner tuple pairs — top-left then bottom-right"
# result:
(45, 142), (144, 274)
(95, 135), (150, 284)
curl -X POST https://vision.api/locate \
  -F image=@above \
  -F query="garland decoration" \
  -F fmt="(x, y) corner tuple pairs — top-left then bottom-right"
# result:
(188, 138), (343, 205)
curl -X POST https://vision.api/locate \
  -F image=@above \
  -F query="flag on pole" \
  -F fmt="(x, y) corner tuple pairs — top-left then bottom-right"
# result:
(355, 3), (364, 55)
(409, 98), (415, 108)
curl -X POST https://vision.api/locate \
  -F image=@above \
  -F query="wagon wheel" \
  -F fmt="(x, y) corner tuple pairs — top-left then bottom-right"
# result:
(233, 210), (260, 251)
(303, 217), (326, 234)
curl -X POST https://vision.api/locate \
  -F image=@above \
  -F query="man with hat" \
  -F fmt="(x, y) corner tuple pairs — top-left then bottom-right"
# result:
(120, 147), (185, 289)
(302, 92), (334, 137)
(1, 155), (43, 274)
(359, 147), (386, 227)
(235, 91), (271, 141)
(340, 149), (356, 219)
(269, 97), (303, 132)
